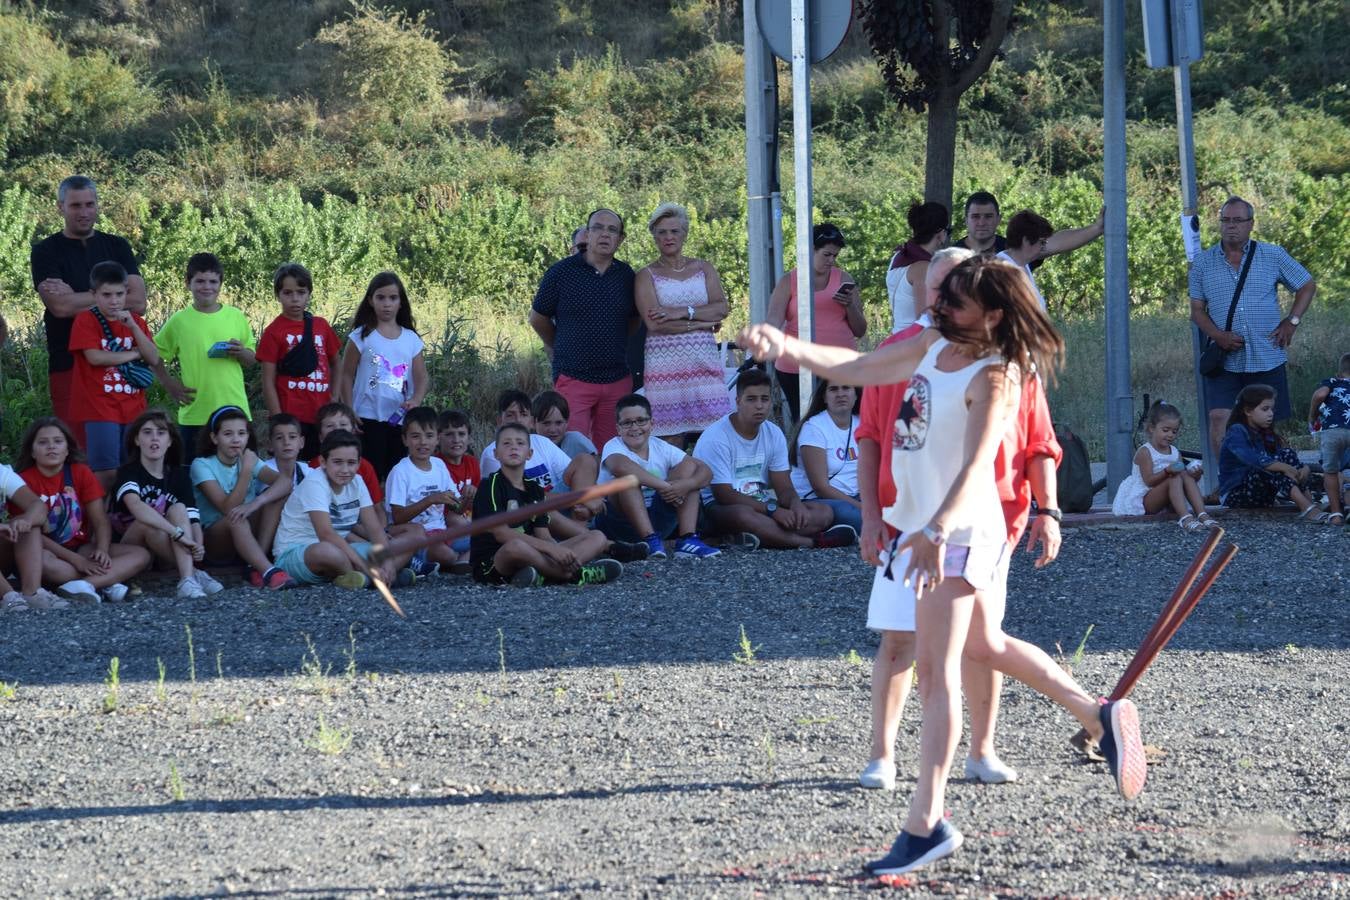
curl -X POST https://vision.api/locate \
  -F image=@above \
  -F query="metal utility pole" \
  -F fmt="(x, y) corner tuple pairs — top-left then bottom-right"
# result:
(1103, 0), (1134, 496)
(790, 0), (815, 421)
(743, 1), (778, 329)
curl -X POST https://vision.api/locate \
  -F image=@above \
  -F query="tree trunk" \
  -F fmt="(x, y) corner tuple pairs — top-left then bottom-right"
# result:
(924, 91), (959, 214)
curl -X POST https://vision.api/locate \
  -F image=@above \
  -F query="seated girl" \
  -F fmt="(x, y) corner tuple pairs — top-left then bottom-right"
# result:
(1110, 400), (1216, 531)
(190, 406), (295, 590)
(787, 379), (862, 532)
(1218, 385), (1324, 520)
(13, 417), (150, 603)
(0, 459), (67, 610)
(113, 408), (224, 599)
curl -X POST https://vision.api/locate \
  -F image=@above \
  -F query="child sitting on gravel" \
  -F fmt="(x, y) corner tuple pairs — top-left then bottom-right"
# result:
(273, 429), (416, 589)
(692, 368), (855, 551)
(533, 390), (598, 459)
(385, 406), (467, 576)
(1219, 384), (1325, 520)
(1307, 352), (1350, 525)
(1111, 400), (1216, 531)
(13, 417), (150, 603)
(595, 393), (719, 559)
(471, 423), (622, 587)
(436, 409), (479, 515)
(0, 458), (67, 611)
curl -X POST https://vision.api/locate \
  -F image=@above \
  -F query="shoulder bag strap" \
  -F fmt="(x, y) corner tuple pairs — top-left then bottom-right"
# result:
(1222, 241), (1256, 333)
(90, 306), (116, 345)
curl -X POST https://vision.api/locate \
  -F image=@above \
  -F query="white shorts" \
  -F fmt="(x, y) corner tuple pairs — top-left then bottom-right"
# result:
(866, 539), (1009, 633)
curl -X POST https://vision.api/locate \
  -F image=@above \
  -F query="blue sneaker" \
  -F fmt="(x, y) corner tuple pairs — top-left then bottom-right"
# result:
(413, 558), (440, 579)
(674, 534), (721, 559)
(863, 820), (963, 875)
(643, 533), (668, 559)
(1097, 698), (1147, 800)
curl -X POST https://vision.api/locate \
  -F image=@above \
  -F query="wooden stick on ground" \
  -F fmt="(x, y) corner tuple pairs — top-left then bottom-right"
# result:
(359, 475), (640, 618)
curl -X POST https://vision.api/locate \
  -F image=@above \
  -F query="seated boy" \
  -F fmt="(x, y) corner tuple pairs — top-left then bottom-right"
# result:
(470, 423), (622, 587)
(309, 402), (423, 545)
(533, 390), (598, 459)
(437, 409), (479, 515)
(692, 369), (856, 550)
(480, 390), (645, 560)
(273, 430), (415, 589)
(386, 406), (468, 575)
(597, 394), (720, 559)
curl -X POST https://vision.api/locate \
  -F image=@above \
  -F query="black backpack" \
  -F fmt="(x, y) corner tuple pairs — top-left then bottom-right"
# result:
(1054, 423), (1095, 513)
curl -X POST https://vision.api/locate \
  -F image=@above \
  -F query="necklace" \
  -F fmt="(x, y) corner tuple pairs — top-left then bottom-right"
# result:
(664, 256), (688, 273)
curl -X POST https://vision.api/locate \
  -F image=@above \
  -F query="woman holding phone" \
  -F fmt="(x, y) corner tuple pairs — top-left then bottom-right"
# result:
(766, 223), (866, 422)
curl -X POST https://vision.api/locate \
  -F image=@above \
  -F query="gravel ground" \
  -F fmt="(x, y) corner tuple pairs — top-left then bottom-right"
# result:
(1, 513), (1347, 898)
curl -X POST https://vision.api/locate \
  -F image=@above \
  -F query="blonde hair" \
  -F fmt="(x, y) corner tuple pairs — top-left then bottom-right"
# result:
(647, 202), (689, 232)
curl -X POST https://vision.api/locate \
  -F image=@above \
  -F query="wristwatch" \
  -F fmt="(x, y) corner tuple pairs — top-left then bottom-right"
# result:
(1036, 507), (1063, 523)
(686, 305), (695, 321)
(921, 524), (946, 547)
(1288, 314), (1301, 326)
(765, 499), (778, 514)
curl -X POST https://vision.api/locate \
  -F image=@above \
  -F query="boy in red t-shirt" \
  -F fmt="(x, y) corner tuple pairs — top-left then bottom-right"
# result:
(67, 261), (160, 489)
(436, 408), (479, 518)
(256, 262), (340, 461)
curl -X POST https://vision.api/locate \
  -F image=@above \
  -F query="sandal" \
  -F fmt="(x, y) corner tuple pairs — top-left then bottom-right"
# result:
(1196, 512), (1222, 530)
(1296, 505), (1329, 524)
(1177, 514), (1205, 532)
(1328, 512), (1345, 527)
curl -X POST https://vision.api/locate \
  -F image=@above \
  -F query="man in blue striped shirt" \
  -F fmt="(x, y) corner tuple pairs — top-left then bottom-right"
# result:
(1189, 195), (1317, 462)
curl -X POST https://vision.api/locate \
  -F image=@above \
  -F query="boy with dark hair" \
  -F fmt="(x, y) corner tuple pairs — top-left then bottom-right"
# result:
(256, 262), (340, 460)
(693, 368), (855, 550)
(68, 261), (159, 489)
(533, 390), (598, 459)
(273, 430), (415, 589)
(155, 252), (257, 457)
(437, 409), (479, 512)
(597, 394), (719, 559)
(386, 406), (467, 575)
(470, 423), (622, 587)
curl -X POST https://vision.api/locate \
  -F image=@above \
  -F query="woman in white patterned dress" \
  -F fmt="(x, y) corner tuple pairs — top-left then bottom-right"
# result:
(635, 203), (733, 447)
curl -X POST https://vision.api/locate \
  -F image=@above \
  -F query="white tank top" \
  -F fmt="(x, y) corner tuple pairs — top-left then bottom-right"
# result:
(885, 257), (920, 332)
(883, 336), (1007, 546)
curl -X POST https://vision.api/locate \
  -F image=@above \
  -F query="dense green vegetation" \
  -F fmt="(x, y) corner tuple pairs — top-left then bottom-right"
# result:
(0, 0), (1346, 453)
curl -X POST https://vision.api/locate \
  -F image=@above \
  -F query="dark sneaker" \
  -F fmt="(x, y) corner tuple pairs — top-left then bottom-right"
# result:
(674, 535), (721, 559)
(864, 820), (963, 875)
(393, 567), (417, 588)
(643, 533), (668, 560)
(447, 560), (473, 576)
(1097, 698), (1147, 800)
(413, 557), (440, 579)
(727, 532), (761, 552)
(608, 540), (650, 563)
(572, 558), (623, 586)
(509, 566), (544, 588)
(814, 524), (859, 549)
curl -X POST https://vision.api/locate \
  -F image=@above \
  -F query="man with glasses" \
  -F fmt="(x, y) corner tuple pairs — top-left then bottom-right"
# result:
(1190, 195), (1317, 463)
(531, 208), (640, 448)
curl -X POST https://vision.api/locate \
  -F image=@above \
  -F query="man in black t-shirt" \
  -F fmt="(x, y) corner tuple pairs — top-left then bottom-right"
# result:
(30, 175), (146, 432)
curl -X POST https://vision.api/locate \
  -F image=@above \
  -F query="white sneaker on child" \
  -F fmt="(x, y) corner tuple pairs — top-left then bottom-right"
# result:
(102, 583), (130, 604)
(57, 580), (100, 604)
(964, 754), (1019, 783)
(193, 569), (225, 595)
(2, 591), (28, 612)
(176, 577), (207, 599)
(859, 758), (897, 790)
(26, 589), (70, 610)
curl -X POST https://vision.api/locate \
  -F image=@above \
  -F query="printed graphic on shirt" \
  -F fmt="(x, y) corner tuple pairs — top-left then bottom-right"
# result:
(282, 331), (331, 394)
(895, 374), (931, 451)
(98, 335), (143, 396)
(732, 454), (769, 501)
(41, 486), (82, 546)
(365, 352), (409, 395)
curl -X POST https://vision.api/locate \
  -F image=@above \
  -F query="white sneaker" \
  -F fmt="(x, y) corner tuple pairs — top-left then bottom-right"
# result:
(2, 591), (28, 612)
(965, 754), (1019, 784)
(859, 758), (897, 790)
(176, 577), (207, 599)
(193, 569), (225, 595)
(57, 580), (100, 604)
(26, 588), (70, 610)
(102, 583), (130, 604)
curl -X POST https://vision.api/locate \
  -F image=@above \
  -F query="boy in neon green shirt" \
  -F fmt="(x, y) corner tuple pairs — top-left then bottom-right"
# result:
(155, 252), (257, 457)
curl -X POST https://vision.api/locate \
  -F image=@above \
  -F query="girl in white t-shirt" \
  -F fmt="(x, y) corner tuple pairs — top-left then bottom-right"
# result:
(0, 462), (67, 611)
(338, 271), (428, 482)
(788, 379), (861, 532)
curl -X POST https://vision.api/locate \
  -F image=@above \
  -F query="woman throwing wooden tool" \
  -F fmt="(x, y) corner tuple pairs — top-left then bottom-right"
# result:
(738, 256), (1147, 875)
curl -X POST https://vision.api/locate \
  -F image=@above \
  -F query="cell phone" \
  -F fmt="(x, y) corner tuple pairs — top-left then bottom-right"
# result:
(839, 281), (857, 292)
(207, 341), (232, 358)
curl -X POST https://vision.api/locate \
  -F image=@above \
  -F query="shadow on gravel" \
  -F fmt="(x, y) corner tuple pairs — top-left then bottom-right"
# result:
(0, 775), (855, 826)
(1, 521), (1345, 686)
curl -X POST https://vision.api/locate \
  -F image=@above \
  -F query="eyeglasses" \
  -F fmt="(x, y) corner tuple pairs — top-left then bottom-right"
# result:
(588, 223), (623, 235)
(617, 416), (651, 429)
(1218, 217), (1252, 225)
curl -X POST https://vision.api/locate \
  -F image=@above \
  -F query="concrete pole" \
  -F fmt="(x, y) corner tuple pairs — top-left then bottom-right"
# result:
(743, 1), (778, 328)
(790, 0), (814, 423)
(1103, 0), (1134, 495)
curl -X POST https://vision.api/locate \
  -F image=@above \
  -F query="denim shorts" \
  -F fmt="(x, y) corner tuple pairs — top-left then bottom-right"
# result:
(84, 421), (129, 471)
(1319, 427), (1350, 472)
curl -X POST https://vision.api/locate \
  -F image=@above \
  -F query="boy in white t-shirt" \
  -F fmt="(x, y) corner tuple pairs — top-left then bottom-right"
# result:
(480, 389), (648, 562)
(385, 406), (468, 576)
(0, 463), (69, 610)
(597, 394), (719, 559)
(272, 430), (416, 589)
(692, 368), (855, 551)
